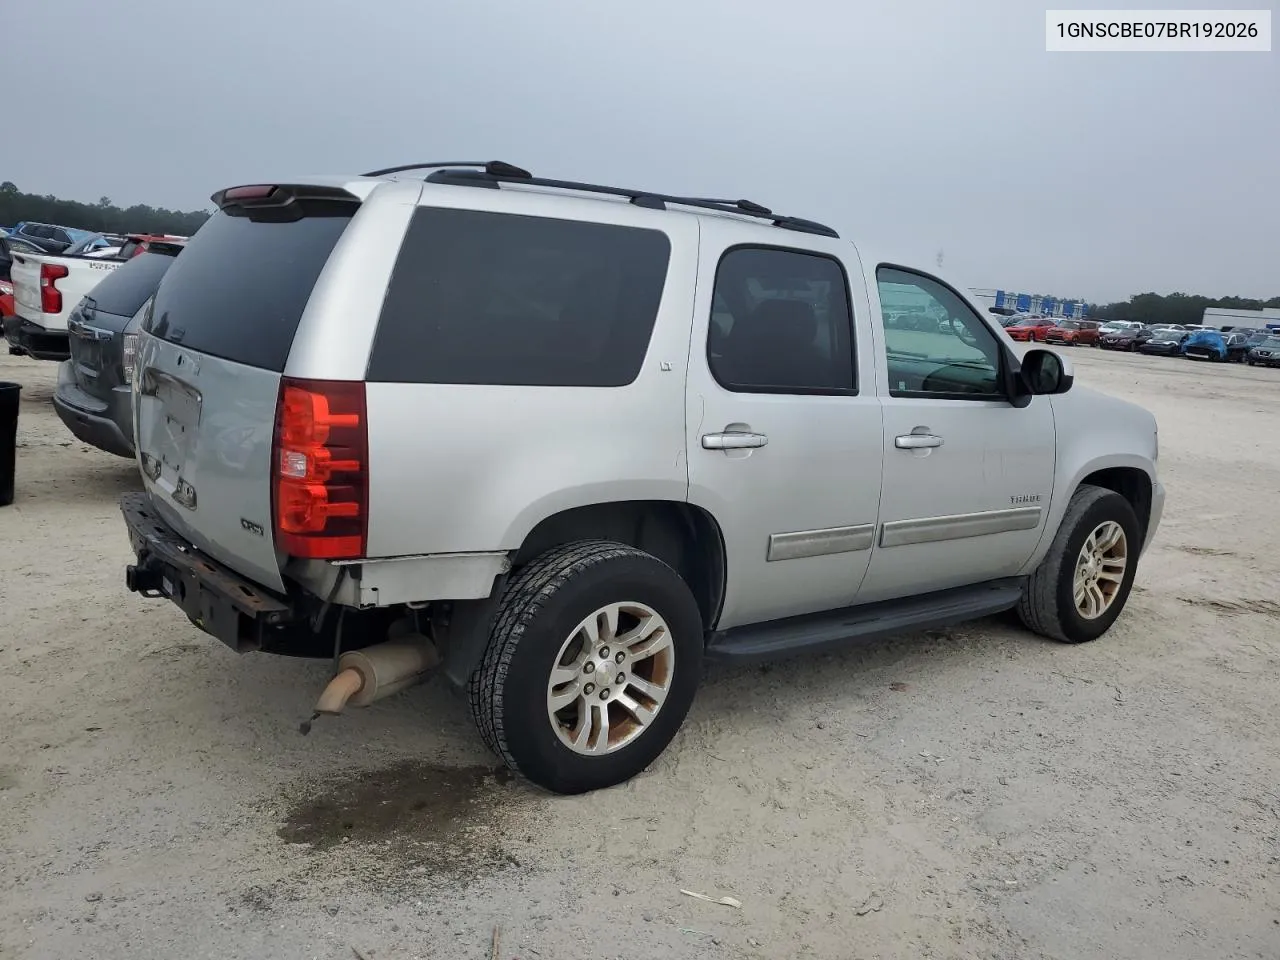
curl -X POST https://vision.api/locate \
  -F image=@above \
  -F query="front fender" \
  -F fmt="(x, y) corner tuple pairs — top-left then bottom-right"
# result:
(1018, 388), (1159, 574)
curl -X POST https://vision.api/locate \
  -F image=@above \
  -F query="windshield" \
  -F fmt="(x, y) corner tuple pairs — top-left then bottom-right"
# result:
(1262, 338), (1280, 348)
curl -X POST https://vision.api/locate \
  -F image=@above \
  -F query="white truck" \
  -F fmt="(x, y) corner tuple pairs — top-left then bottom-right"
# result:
(4, 244), (122, 360)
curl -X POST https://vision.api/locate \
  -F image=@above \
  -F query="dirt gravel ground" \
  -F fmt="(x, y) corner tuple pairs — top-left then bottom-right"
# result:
(1, 346), (1278, 960)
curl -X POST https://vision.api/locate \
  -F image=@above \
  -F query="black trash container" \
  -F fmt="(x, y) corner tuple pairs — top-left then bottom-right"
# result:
(0, 381), (20, 507)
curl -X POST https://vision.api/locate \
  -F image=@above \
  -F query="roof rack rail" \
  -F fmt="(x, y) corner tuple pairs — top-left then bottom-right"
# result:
(361, 160), (532, 179)
(411, 164), (838, 238)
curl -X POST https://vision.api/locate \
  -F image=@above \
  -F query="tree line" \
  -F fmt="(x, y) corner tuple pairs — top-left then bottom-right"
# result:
(1087, 292), (1280, 326)
(0, 181), (210, 238)
(2, 180), (1276, 329)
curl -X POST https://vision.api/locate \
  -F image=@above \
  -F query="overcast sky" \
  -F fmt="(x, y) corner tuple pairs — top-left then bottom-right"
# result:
(5, 0), (1276, 302)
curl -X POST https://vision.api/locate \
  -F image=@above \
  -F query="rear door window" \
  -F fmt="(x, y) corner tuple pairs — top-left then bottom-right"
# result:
(706, 246), (856, 394)
(367, 208), (671, 387)
(143, 208), (354, 371)
(84, 251), (177, 318)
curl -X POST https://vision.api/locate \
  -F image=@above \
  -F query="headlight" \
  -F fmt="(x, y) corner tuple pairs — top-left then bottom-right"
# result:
(122, 333), (138, 384)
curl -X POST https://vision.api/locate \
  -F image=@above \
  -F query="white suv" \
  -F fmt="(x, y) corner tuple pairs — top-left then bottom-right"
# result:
(120, 162), (1164, 794)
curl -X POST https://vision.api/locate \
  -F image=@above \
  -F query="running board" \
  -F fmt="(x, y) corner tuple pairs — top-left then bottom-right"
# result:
(704, 578), (1026, 663)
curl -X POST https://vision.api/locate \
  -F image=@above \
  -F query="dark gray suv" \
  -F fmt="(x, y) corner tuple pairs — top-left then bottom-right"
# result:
(54, 247), (182, 457)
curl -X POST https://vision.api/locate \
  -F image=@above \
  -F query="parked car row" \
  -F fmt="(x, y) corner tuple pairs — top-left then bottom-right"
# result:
(1097, 322), (1279, 365)
(1006, 316), (1102, 344)
(3, 228), (186, 361)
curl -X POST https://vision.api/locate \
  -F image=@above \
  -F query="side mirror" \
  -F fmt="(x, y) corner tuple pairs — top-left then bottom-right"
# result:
(1019, 348), (1073, 397)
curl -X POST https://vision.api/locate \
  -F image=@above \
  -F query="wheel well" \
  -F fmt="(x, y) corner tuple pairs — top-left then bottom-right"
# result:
(514, 501), (727, 630)
(1080, 467), (1152, 540)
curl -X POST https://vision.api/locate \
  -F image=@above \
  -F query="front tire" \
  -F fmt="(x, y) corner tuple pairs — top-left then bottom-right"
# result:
(1017, 486), (1141, 644)
(468, 540), (703, 794)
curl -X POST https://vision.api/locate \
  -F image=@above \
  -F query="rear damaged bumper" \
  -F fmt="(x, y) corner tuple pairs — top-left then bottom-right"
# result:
(121, 492), (299, 653)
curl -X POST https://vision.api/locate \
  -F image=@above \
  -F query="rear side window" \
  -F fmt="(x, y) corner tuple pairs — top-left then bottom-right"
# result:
(707, 246), (856, 394)
(84, 251), (176, 318)
(144, 208), (353, 371)
(367, 208), (671, 387)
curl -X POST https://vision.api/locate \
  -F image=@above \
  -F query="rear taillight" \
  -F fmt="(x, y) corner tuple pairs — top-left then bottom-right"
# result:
(122, 333), (138, 384)
(272, 378), (368, 560)
(40, 263), (69, 314)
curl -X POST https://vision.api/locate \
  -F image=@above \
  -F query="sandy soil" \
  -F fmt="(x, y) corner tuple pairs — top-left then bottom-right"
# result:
(1, 346), (1278, 960)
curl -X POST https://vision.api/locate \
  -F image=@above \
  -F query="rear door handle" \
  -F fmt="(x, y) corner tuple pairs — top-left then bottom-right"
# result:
(702, 431), (769, 450)
(895, 434), (944, 449)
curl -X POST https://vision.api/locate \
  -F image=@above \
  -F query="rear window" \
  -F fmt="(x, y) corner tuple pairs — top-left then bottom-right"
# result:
(84, 251), (177, 318)
(144, 208), (353, 371)
(367, 208), (671, 387)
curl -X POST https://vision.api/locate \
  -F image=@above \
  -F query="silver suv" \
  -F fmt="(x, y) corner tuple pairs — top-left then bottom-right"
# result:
(120, 161), (1164, 794)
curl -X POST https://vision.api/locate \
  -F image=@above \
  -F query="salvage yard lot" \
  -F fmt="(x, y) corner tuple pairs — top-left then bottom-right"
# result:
(1, 348), (1277, 960)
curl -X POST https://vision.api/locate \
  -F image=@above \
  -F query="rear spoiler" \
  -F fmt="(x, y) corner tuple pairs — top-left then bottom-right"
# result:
(211, 183), (361, 222)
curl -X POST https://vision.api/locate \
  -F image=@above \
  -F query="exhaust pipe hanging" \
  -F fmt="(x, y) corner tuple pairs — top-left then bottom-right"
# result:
(299, 635), (440, 735)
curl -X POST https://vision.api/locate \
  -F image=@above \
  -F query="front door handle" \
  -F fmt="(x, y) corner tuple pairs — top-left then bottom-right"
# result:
(895, 434), (944, 450)
(702, 431), (769, 450)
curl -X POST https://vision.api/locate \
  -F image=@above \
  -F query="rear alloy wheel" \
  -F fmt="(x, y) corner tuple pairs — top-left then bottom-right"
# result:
(1017, 485), (1141, 643)
(546, 601), (676, 757)
(468, 540), (702, 794)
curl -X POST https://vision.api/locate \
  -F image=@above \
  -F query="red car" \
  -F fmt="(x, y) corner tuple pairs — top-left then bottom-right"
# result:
(0, 278), (12, 321)
(1043, 319), (1101, 347)
(1005, 316), (1055, 342)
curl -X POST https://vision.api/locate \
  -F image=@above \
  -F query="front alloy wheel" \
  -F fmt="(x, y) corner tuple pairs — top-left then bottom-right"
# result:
(1017, 485), (1141, 643)
(1072, 521), (1127, 620)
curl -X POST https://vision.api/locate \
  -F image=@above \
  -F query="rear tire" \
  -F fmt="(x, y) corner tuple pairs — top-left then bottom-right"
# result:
(468, 540), (703, 794)
(1017, 486), (1141, 644)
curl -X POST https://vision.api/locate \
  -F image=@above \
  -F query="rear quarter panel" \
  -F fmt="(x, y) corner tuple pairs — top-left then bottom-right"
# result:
(358, 186), (699, 558)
